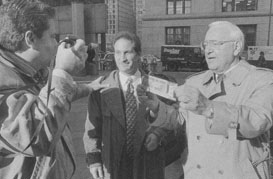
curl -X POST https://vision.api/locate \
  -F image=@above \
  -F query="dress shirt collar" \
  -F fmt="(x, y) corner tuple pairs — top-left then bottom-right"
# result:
(119, 70), (141, 91)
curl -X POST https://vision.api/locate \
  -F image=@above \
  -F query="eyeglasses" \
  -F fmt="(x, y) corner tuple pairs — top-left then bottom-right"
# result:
(201, 40), (236, 50)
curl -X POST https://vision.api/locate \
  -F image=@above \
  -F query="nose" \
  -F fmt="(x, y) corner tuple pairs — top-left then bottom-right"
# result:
(205, 45), (214, 54)
(120, 53), (127, 61)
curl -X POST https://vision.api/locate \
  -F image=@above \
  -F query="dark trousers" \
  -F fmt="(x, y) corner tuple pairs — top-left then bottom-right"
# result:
(118, 146), (165, 179)
(143, 147), (165, 179)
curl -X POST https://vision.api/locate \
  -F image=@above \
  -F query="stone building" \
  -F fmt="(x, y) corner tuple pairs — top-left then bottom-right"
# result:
(105, 0), (136, 50)
(141, 0), (273, 58)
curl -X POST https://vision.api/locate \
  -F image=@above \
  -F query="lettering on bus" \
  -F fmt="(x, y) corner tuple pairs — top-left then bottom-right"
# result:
(163, 48), (180, 55)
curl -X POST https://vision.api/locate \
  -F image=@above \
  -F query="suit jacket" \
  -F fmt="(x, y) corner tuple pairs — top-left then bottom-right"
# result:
(83, 70), (170, 179)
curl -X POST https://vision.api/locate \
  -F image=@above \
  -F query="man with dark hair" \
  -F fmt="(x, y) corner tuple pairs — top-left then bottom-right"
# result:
(0, 0), (107, 179)
(83, 31), (177, 179)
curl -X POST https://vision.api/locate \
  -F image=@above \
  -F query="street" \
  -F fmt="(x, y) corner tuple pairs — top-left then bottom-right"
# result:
(68, 70), (195, 179)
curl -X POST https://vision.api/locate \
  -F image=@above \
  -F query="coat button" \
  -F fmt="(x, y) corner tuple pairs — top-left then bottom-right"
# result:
(196, 135), (201, 140)
(196, 164), (201, 169)
(218, 170), (224, 175)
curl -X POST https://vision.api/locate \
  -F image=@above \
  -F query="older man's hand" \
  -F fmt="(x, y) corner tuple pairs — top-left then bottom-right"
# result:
(174, 84), (213, 117)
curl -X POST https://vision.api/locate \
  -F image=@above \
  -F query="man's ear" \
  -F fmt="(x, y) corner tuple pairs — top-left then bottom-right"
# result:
(24, 30), (36, 48)
(233, 41), (242, 56)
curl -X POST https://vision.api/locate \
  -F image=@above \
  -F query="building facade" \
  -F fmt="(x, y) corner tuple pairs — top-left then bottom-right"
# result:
(136, 0), (146, 39)
(142, 0), (273, 58)
(105, 0), (136, 50)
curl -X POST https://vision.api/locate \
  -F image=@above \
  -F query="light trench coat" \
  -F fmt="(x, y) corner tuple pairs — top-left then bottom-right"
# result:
(177, 60), (273, 179)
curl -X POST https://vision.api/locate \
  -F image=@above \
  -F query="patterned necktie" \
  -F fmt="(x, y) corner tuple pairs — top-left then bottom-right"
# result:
(125, 78), (137, 159)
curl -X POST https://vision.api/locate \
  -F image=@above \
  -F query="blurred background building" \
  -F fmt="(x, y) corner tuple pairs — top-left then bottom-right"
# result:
(1, 0), (273, 60)
(136, 0), (145, 39)
(141, 0), (273, 58)
(105, 0), (136, 51)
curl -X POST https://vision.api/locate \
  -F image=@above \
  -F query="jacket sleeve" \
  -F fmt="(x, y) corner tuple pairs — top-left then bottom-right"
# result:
(205, 76), (273, 138)
(149, 101), (186, 137)
(0, 69), (83, 157)
(83, 90), (103, 166)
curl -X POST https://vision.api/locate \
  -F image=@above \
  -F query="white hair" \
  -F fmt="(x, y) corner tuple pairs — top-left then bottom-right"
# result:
(208, 21), (245, 53)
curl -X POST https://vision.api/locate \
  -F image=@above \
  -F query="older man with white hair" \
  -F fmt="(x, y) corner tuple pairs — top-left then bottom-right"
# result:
(173, 21), (273, 179)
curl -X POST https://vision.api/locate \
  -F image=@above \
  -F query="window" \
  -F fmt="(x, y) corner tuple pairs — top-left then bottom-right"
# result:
(222, 0), (257, 12)
(167, 0), (191, 14)
(166, 26), (190, 45)
(238, 24), (257, 49)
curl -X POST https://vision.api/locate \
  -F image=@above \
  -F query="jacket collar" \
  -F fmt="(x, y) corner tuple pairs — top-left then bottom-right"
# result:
(0, 48), (48, 84)
(202, 60), (250, 86)
(0, 47), (37, 77)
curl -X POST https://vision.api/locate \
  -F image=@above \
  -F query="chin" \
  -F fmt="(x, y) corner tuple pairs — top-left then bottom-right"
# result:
(121, 69), (134, 75)
(207, 65), (213, 70)
(207, 64), (217, 70)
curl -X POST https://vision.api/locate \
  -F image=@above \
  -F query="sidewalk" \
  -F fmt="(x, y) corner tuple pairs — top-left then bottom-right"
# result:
(69, 70), (111, 179)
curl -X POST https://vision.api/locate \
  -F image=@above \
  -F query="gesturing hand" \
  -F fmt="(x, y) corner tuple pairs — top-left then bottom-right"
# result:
(174, 84), (213, 117)
(87, 76), (109, 92)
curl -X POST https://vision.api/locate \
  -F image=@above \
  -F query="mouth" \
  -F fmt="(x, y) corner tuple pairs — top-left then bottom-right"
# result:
(207, 57), (216, 61)
(121, 60), (131, 65)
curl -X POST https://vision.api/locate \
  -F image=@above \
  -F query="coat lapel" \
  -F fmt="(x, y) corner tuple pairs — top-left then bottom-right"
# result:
(134, 102), (147, 155)
(101, 71), (126, 129)
(135, 71), (149, 155)
(202, 70), (226, 100)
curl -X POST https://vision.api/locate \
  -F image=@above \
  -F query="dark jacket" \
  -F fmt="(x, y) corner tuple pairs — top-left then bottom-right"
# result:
(83, 70), (170, 179)
(0, 49), (88, 179)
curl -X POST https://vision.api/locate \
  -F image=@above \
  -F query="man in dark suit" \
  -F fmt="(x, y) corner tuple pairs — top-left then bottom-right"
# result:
(83, 31), (175, 179)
